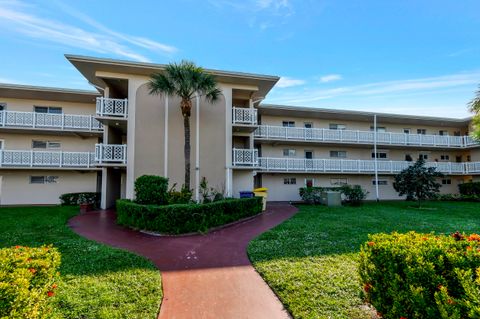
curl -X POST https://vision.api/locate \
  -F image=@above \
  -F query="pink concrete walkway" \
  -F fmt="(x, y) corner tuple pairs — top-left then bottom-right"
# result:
(68, 202), (297, 319)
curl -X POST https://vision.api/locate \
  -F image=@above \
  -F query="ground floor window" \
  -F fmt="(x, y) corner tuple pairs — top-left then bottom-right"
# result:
(29, 176), (58, 184)
(284, 177), (296, 185)
(372, 180), (388, 186)
(330, 178), (347, 185)
(442, 179), (452, 185)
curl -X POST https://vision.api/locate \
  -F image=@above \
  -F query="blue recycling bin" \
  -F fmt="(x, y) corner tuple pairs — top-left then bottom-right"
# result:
(239, 191), (254, 198)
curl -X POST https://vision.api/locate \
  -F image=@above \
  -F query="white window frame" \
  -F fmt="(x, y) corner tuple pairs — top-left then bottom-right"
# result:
(440, 155), (450, 161)
(329, 123), (346, 130)
(417, 128), (427, 135)
(282, 121), (295, 127)
(370, 126), (386, 132)
(330, 150), (347, 158)
(372, 180), (388, 186)
(29, 176), (59, 184)
(34, 106), (63, 114)
(283, 177), (297, 185)
(32, 140), (61, 149)
(330, 178), (348, 186)
(371, 149), (388, 160)
(439, 130), (449, 136)
(419, 153), (429, 161)
(283, 149), (296, 157)
(403, 128), (411, 134)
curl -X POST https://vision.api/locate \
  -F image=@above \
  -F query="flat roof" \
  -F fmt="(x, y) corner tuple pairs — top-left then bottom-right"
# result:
(258, 104), (472, 126)
(0, 83), (99, 104)
(65, 54), (280, 99)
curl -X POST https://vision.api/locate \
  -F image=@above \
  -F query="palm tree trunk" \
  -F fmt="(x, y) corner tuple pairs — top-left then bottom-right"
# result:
(184, 114), (191, 190)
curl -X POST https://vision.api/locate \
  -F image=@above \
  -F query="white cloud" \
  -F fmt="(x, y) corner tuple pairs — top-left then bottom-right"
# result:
(0, 1), (178, 62)
(256, 0), (290, 10)
(319, 74), (342, 83)
(276, 76), (306, 88)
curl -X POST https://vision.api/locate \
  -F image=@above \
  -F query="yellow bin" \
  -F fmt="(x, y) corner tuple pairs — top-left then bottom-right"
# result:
(253, 187), (268, 211)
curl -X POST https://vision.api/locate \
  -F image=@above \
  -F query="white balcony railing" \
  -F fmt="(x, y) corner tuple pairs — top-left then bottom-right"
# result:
(0, 111), (103, 131)
(96, 97), (128, 118)
(232, 148), (258, 166)
(95, 144), (127, 164)
(232, 107), (257, 125)
(248, 157), (480, 175)
(0, 150), (96, 168)
(254, 125), (479, 148)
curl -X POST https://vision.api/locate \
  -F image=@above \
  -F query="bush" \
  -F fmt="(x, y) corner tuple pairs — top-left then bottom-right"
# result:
(116, 197), (263, 234)
(299, 187), (342, 204)
(134, 175), (169, 205)
(167, 183), (192, 204)
(0, 245), (61, 318)
(459, 182), (480, 196)
(359, 231), (480, 319)
(59, 192), (100, 206)
(341, 185), (369, 206)
(435, 194), (480, 202)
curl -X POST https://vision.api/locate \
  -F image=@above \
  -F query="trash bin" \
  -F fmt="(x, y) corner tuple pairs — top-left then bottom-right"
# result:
(253, 187), (268, 211)
(239, 191), (254, 198)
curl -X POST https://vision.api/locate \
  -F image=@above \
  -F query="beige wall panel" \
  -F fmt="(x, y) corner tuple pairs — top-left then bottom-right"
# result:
(232, 170), (254, 198)
(0, 133), (97, 151)
(0, 170), (97, 205)
(0, 98), (96, 115)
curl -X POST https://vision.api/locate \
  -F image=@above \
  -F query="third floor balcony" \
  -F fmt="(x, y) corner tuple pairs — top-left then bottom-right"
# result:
(254, 125), (478, 149)
(232, 107), (258, 133)
(96, 97), (128, 118)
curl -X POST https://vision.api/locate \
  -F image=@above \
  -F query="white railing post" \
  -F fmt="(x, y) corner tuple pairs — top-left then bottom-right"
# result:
(30, 150), (33, 167)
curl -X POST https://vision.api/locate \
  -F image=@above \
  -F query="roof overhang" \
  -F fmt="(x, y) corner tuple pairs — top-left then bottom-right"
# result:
(66, 54), (280, 100)
(0, 83), (99, 104)
(258, 104), (473, 127)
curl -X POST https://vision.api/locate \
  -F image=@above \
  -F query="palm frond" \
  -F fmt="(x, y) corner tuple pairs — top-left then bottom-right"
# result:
(468, 85), (480, 114)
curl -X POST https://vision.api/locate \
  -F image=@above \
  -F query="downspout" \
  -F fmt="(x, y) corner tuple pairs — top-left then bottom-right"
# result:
(195, 92), (200, 202)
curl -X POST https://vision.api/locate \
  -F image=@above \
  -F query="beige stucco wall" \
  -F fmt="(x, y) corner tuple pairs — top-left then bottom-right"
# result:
(0, 132), (97, 151)
(232, 170), (254, 197)
(0, 98), (96, 115)
(0, 170), (97, 205)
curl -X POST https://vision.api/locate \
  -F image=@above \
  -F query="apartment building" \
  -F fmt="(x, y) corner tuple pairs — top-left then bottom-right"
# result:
(1, 54), (479, 206)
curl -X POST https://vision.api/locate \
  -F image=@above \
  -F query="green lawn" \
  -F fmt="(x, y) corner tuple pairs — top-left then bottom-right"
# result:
(248, 201), (480, 319)
(0, 206), (162, 319)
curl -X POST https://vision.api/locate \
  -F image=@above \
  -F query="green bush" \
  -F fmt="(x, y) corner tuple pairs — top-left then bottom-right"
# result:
(116, 197), (262, 234)
(359, 231), (480, 319)
(435, 193), (480, 202)
(166, 183), (192, 204)
(0, 245), (61, 318)
(299, 187), (342, 204)
(59, 192), (100, 206)
(134, 175), (169, 205)
(459, 182), (480, 196)
(341, 185), (369, 206)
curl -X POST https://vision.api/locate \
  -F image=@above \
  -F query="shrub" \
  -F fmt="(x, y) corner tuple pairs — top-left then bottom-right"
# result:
(116, 197), (262, 234)
(134, 175), (169, 205)
(359, 231), (480, 319)
(0, 245), (61, 318)
(299, 187), (342, 204)
(435, 194), (480, 202)
(459, 182), (480, 196)
(167, 183), (192, 204)
(59, 192), (100, 206)
(341, 185), (369, 206)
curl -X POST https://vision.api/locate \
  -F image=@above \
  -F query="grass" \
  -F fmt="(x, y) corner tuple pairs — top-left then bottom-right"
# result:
(248, 201), (480, 319)
(0, 206), (162, 318)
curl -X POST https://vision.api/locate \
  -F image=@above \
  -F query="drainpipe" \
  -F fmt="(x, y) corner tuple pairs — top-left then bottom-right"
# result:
(374, 114), (380, 202)
(195, 92), (200, 202)
(164, 96), (169, 178)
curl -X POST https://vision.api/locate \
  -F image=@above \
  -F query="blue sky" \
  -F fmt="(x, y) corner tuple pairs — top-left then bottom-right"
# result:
(0, 0), (479, 118)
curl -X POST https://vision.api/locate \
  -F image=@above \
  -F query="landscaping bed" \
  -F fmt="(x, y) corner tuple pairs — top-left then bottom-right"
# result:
(248, 201), (480, 319)
(0, 206), (162, 318)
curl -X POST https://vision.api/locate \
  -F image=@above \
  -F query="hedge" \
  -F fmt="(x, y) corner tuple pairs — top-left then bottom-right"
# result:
(359, 231), (480, 319)
(116, 197), (263, 234)
(59, 192), (100, 206)
(459, 182), (480, 196)
(0, 245), (61, 318)
(134, 175), (169, 205)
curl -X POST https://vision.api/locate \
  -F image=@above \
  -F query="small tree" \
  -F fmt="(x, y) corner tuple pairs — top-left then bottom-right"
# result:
(393, 158), (444, 207)
(469, 84), (480, 140)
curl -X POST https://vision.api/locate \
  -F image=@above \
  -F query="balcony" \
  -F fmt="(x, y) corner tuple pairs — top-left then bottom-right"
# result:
(232, 148), (258, 167)
(254, 125), (478, 149)
(0, 110), (103, 133)
(0, 149), (96, 169)
(96, 97), (128, 118)
(232, 107), (258, 133)
(95, 144), (127, 165)
(248, 157), (480, 175)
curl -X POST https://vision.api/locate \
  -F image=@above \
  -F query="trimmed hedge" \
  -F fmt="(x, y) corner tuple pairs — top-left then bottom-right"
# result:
(299, 186), (342, 204)
(0, 245), (61, 318)
(116, 197), (263, 234)
(359, 231), (480, 319)
(459, 182), (480, 196)
(59, 192), (100, 206)
(135, 175), (169, 205)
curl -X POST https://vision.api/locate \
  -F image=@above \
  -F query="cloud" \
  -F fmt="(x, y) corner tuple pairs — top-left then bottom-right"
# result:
(276, 76), (306, 88)
(269, 70), (480, 104)
(0, 1), (178, 62)
(319, 74), (342, 83)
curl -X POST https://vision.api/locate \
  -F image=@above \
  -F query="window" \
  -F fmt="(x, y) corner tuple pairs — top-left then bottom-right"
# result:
(331, 178), (347, 186)
(29, 176), (58, 184)
(283, 149), (296, 157)
(305, 178), (314, 187)
(329, 123), (346, 130)
(0, 103), (5, 111)
(34, 106), (62, 114)
(371, 151), (388, 159)
(282, 121), (295, 127)
(372, 180), (388, 186)
(417, 129), (427, 135)
(330, 151), (347, 158)
(442, 179), (452, 185)
(419, 154), (429, 160)
(467, 155), (471, 162)
(439, 130), (449, 136)
(405, 154), (413, 161)
(32, 140), (61, 149)
(370, 126), (386, 132)
(403, 128), (411, 134)
(440, 155), (450, 161)
(304, 122), (313, 129)
(284, 178), (296, 185)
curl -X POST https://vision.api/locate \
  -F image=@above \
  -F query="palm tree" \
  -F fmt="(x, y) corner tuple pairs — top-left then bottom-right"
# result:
(148, 61), (221, 190)
(469, 85), (480, 140)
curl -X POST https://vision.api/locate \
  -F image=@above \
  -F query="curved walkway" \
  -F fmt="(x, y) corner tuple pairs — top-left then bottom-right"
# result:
(68, 202), (297, 319)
